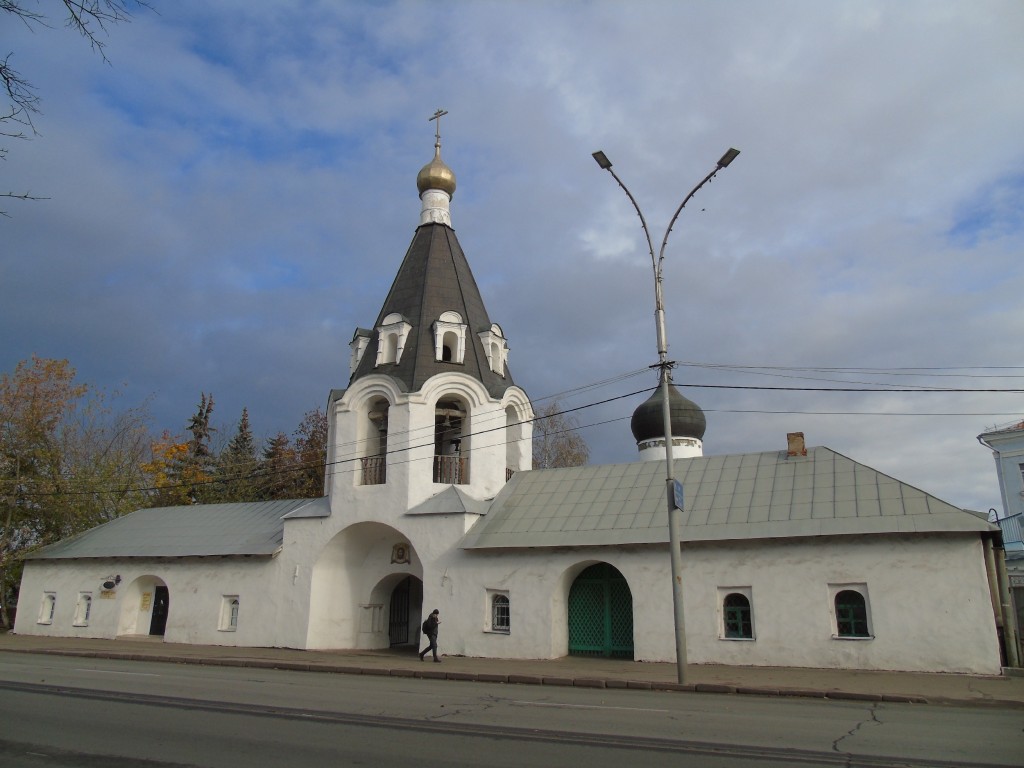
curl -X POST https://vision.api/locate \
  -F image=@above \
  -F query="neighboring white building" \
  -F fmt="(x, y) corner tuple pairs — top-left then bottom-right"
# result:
(978, 420), (1024, 666)
(14, 130), (1012, 675)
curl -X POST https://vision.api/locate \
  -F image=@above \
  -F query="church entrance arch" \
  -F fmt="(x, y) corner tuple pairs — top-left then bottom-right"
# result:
(567, 563), (634, 659)
(308, 522), (422, 651)
(117, 575), (169, 638)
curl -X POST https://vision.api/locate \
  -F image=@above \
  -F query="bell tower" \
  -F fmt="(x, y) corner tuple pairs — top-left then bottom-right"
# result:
(326, 114), (533, 517)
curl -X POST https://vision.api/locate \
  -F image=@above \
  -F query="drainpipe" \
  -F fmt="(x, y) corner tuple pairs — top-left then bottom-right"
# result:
(994, 542), (1021, 668)
(984, 536), (1003, 623)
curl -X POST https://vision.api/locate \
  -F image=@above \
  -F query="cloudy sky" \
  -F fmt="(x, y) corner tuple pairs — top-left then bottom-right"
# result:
(3, 0), (1022, 513)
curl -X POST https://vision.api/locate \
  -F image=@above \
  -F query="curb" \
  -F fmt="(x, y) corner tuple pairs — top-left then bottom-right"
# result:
(7, 646), (1024, 708)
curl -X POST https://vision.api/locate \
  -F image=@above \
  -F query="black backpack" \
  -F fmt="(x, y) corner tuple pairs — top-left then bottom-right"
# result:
(422, 619), (431, 635)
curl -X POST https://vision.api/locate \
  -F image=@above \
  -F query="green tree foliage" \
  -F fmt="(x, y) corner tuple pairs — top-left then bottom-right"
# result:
(292, 408), (327, 498)
(532, 399), (590, 469)
(0, 356), (150, 627)
(0, 356), (330, 622)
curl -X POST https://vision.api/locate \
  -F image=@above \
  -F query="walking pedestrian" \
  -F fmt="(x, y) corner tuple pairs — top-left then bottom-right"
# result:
(419, 609), (441, 662)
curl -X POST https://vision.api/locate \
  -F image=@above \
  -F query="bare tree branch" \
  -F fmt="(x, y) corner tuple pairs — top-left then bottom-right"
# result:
(1, 1), (150, 215)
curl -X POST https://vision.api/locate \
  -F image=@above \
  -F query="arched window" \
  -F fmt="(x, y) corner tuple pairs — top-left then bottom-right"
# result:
(359, 398), (389, 486)
(221, 595), (240, 631)
(491, 593), (510, 633)
(382, 333), (399, 364)
(375, 313), (411, 366)
(349, 328), (372, 374)
(434, 398), (469, 484)
(434, 311), (467, 363)
(834, 589), (870, 638)
(722, 592), (752, 639)
(478, 323), (509, 376)
(39, 593), (56, 625)
(74, 593), (93, 626)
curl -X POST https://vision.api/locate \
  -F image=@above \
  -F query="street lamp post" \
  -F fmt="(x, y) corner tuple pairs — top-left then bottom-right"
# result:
(592, 147), (740, 684)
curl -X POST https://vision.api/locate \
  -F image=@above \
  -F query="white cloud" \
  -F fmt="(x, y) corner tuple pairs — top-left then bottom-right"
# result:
(2, 0), (1021, 512)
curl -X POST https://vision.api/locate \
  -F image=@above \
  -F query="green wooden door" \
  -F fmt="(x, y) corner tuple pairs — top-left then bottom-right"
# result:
(568, 563), (634, 658)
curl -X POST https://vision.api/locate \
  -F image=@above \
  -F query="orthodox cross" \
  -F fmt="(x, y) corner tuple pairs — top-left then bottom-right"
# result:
(429, 108), (448, 145)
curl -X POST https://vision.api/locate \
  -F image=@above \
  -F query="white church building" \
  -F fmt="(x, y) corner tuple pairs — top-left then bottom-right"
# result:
(14, 129), (1013, 675)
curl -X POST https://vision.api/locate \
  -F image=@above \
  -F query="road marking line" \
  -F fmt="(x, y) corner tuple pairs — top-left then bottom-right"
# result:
(73, 668), (160, 677)
(511, 700), (670, 713)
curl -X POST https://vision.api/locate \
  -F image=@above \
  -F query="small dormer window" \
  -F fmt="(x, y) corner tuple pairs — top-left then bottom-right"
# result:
(349, 328), (372, 375)
(434, 311), (467, 364)
(375, 313), (412, 366)
(478, 323), (509, 376)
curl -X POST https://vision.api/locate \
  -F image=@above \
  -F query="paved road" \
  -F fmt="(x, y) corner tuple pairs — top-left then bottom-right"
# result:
(1, 651), (1022, 767)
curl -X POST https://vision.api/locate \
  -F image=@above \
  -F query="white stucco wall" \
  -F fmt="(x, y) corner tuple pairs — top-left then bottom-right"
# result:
(14, 527), (1001, 675)
(14, 555), (287, 647)
(432, 533), (1001, 674)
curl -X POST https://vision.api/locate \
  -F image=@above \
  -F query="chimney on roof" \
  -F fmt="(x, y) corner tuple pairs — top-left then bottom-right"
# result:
(787, 432), (807, 457)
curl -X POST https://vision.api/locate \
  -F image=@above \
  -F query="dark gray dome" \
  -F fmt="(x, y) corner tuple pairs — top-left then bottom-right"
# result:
(630, 383), (706, 443)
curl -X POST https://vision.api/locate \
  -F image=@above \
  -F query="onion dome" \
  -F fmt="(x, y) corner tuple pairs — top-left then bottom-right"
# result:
(416, 144), (456, 197)
(631, 383), (707, 443)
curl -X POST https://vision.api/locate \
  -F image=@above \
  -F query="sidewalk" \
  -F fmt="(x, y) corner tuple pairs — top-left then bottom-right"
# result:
(2, 631), (1022, 708)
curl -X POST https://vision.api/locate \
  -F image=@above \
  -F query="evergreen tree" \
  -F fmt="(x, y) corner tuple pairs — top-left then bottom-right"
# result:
(215, 408), (260, 502)
(184, 393), (217, 503)
(260, 432), (297, 500)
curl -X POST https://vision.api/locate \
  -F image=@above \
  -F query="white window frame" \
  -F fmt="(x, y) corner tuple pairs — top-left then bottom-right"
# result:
(477, 324), (509, 377)
(349, 329), (372, 374)
(375, 313), (412, 366)
(717, 586), (755, 641)
(219, 595), (240, 632)
(73, 592), (93, 627)
(434, 311), (467, 364)
(486, 589), (510, 634)
(829, 583), (873, 640)
(38, 592), (56, 625)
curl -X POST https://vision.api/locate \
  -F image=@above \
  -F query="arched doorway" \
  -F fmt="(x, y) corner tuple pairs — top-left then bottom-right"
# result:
(568, 563), (634, 658)
(389, 575), (423, 646)
(149, 585), (169, 636)
(116, 576), (169, 638)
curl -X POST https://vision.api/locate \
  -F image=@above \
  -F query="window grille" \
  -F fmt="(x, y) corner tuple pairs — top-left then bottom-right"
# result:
(492, 594), (510, 633)
(75, 593), (92, 626)
(723, 593), (752, 639)
(38, 593), (56, 624)
(835, 589), (870, 637)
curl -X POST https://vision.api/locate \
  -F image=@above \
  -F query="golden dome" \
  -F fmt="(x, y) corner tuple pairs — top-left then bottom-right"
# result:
(416, 144), (456, 197)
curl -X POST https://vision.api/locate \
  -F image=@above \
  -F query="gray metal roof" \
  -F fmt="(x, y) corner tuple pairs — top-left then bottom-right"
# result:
(407, 485), (492, 517)
(461, 446), (995, 550)
(26, 499), (326, 561)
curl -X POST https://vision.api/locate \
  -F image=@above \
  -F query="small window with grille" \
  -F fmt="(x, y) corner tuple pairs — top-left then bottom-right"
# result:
(831, 585), (872, 639)
(718, 587), (754, 640)
(220, 596), (240, 631)
(38, 592), (56, 625)
(488, 590), (510, 634)
(723, 592), (753, 639)
(74, 593), (93, 627)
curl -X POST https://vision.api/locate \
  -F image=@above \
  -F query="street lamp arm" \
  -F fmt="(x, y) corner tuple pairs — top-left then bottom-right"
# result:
(602, 166), (658, 277)
(656, 163), (726, 277)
